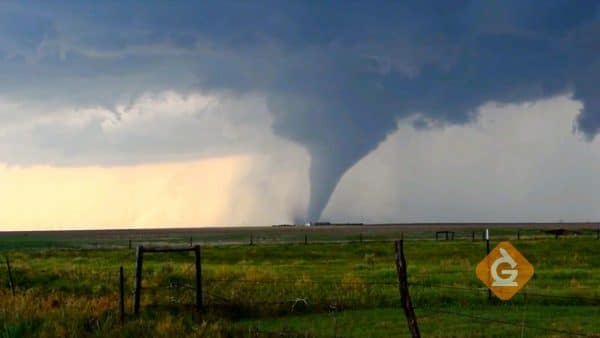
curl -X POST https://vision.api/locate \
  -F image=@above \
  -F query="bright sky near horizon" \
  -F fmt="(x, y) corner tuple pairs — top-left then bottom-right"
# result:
(0, 157), (249, 230)
(0, 2), (598, 229)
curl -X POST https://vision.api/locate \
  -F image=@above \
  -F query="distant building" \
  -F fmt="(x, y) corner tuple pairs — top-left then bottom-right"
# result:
(309, 221), (331, 226)
(274, 221), (364, 227)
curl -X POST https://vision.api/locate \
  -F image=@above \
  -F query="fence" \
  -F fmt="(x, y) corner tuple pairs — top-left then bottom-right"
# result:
(1, 224), (598, 250)
(121, 274), (599, 336)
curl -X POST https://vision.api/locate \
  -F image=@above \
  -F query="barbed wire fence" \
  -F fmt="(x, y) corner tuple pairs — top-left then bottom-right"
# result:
(115, 264), (600, 336)
(120, 279), (598, 336)
(104, 225), (600, 249)
(2, 225), (597, 250)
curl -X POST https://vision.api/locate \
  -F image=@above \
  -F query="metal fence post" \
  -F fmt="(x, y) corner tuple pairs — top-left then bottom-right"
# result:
(5, 256), (15, 296)
(194, 245), (203, 312)
(119, 266), (125, 324)
(133, 246), (144, 315)
(485, 229), (491, 301)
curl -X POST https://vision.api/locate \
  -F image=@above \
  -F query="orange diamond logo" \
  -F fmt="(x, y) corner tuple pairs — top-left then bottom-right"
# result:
(476, 241), (534, 300)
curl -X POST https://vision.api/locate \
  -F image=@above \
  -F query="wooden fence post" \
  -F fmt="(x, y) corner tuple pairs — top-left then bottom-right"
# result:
(128, 239), (132, 249)
(250, 233), (254, 246)
(190, 236), (193, 247)
(194, 245), (203, 312)
(304, 233), (308, 245)
(119, 266), (125, 324)
(359, 231), (363, 243)
(5, 256), (15, 296)
(517, 231), (520, 240)
(471, 231), (475, 242)
(394, 240), (420, 338)
(133, 246), (144, 315)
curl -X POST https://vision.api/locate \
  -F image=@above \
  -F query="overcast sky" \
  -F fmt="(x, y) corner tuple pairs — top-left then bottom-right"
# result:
(0, 1), (599, 229)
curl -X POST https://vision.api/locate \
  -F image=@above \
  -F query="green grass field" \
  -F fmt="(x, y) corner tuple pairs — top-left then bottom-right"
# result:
(0, 228), (598, 337)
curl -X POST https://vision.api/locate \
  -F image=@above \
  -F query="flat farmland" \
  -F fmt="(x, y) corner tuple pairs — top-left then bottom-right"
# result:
(1, 222), (596, 249)
(0, 224), (598, 337)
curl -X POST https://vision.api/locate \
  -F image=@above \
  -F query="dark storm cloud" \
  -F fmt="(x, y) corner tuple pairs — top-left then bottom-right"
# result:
(0, 0), (598, 220)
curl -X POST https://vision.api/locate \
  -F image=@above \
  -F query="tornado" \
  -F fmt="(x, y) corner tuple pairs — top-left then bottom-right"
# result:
(269, 83), (400, 222)
(306, 154), (346, 222)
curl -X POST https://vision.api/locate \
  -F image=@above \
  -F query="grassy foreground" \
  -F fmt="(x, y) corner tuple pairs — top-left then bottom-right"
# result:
(0, 234), (598, 337)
